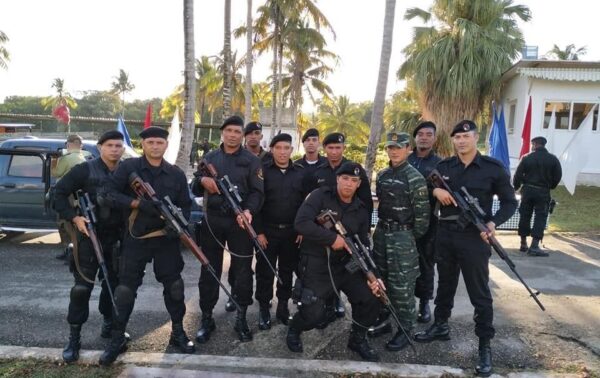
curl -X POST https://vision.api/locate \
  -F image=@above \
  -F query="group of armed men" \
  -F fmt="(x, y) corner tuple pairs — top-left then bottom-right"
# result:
(52, 114), (562, 377)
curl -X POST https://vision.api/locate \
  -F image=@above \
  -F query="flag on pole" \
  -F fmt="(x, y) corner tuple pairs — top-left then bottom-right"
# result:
(117, 116), (133, 148)
(144, 104), (153, 129)
(52, 103), (71, 125)
(558, 104), (597, 195)
(519, 96), (532, 158)
(164, 110), (181, 164)
(545, 105), (556, 154)
(488, 102), (510, 173)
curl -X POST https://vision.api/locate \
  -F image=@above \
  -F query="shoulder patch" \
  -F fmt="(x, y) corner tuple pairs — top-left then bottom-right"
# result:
(257, 167), (263, 180)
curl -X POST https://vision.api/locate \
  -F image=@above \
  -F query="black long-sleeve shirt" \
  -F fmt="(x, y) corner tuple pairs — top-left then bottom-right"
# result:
(513, 147), (562, 191)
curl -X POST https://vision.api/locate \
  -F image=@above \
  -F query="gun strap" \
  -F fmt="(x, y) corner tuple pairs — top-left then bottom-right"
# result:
(68, 225), (95, 284)
(127, 208), (167, 239)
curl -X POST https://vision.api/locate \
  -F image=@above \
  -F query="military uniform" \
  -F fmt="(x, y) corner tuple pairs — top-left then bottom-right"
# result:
(294, 154), (327, 179)
(373, 132), (430, 350)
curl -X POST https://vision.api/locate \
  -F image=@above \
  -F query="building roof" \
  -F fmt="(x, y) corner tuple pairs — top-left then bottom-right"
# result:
(501, 60), (600, 83)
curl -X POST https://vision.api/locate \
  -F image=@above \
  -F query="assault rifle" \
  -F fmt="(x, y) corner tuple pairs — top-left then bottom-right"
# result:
(428, 169), (545, 311)
(197, 161), (282, 284)
(75, 190), (119, 316)
(316, 210), (416, 353)
(128, 172), (241, 312)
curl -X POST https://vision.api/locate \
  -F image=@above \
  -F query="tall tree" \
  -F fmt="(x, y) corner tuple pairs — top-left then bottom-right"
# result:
(546, 44), (587, 60)
(110, 69), (135, 116)
(244, 0), (254, 123)
(399, 0), (530, 155)
(0, 31), (9, 70)
(364, 0), (396, 180)
(222, 0), (233, 119)
(178, 0), (197, 170)
(318, 96), (369, 144)
(41, 78), (78, 111)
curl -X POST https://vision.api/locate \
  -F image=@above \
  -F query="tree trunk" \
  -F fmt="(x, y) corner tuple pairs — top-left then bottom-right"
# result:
(364, 0), (396, 181)
(244, 0), (253, 123)
(270, 13), (280, 139)
(177, 0), (196, 171)
(222, 0), (232, 119)
(275, 41), (284, 135)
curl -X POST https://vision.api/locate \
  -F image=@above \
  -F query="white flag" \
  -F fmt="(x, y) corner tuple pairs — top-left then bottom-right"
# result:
(559, 104), (597, 195)
(164, 109), (181, 164)
(545, 105), (556, 154)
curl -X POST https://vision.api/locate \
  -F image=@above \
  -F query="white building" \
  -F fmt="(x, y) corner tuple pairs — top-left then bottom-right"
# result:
(500, 60), (600, 186)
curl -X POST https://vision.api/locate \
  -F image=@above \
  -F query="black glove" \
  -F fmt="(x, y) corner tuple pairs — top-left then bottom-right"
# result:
(165, 226), (180, 240)
(138, 199), (162, 216)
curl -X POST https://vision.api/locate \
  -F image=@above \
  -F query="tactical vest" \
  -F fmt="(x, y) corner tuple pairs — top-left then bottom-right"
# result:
(377, 166), (414, 225)
(86, 158), (114, 225)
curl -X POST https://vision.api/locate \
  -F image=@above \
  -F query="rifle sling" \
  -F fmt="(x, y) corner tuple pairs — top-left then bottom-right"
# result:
(68, 225), (95, 284)
(128, 208), (167, 239)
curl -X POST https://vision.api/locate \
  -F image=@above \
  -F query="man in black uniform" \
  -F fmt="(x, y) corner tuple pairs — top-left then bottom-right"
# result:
(99, 126), (195, 365)
(513, 136), (562, 257)
(414, 120), (517, 377)
(287, 162), (382, 361)
(244, 121), (272, 162)
(254, 133), (306, 330)
(54, 130), (125, 363)
(294, 128), (327, 177)
(192, 115), (264, 343)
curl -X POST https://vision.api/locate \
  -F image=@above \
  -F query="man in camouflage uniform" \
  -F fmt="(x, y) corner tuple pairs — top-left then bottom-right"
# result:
(373, 132), (430, 351)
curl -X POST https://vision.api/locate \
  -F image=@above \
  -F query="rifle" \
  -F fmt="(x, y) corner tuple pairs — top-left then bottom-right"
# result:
(197, 161), (283, 285)
(428, 169), (546, 311)
(316, 210), (416, 353)
(75, 190), (119, 317)
(128, 172), (242, 312)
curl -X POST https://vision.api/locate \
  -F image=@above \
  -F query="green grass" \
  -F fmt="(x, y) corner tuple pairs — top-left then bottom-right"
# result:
(548, 185), (600, 233)
(0, 359), (122, 378)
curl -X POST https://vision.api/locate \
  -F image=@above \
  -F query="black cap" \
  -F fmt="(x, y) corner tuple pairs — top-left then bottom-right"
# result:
(221, 115), (244, 130)
(413, 121), (436, 137)
(302, 128), (319, 142)
(336, 161), (363, 177)
(323, 132), (345, 146)
(244, 121), (263, 136)
(98, 130), (124, 145)
(269, 132), (292, 147)
(450, 120), (477, 137)
(531, 136), (547, 146)
(139, 126), (169, 140)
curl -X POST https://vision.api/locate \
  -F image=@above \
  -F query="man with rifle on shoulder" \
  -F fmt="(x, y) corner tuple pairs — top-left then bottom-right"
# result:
(53, 130), (126, 363)
(414, 120), (518, 377)
(99, 126), (195, 365)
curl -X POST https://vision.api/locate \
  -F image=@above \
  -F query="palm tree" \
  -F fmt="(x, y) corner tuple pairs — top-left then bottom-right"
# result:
(41, 78), (78, 111)
(110, 69), (135, 116)
(545, 44), (587, 60)
(222, 0), (233, 119)
(364, 0), (396, 180)
(179, 0), (197, 170)
(244, 0), (254, 123)
(384, 86), (422, 134)
(318, 96), (369, 144)
(0, 31), (9, 70)
(399, 0), (531, 156)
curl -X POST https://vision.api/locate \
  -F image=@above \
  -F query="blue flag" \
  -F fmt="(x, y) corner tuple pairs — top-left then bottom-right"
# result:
(488, 102), (510, 173)
(117, 116), (133, 148)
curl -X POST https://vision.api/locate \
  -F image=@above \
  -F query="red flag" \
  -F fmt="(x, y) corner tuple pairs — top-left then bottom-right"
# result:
(519, 96), (532, 158)
(52, 104), (71, 125)
(144, 103), (153, 129)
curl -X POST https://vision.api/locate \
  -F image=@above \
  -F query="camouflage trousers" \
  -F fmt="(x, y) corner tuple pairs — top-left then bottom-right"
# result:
(373, 227), (419, 331)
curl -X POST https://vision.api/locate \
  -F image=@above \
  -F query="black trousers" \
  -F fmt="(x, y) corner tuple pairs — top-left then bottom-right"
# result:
(67, 231), (119, 325)
(518, 186), (550, 240)
(112, 234), (186, 330)
(290, 254), (381, 332)
(433, 224), (495, 339)
(414, 223), (437, 301)
(197, 213), (254, 312)
(255, 227), (299, 305)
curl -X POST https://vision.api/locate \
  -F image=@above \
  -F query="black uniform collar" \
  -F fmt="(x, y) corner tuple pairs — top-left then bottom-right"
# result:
(450, 152), (483, 168)
(323, 185), (364, 212)
(265, 159), (296, 170)
(220, 143), (243, 156)
(412, 149), (436, 160)
(141, 155), (169, 174)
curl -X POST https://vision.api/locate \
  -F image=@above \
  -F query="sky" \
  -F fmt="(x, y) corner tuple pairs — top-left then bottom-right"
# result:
(1, 0), (599, 111)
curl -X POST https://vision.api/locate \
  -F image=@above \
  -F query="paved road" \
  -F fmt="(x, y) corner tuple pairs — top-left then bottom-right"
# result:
(0, 231), (598, 375)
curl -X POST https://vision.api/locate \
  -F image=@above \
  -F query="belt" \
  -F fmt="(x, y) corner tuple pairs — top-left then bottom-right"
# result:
(524, 184), (550, 190)
(378, 220), (412, 231)
(266, 223), (294, 229)
(439, 220), (477, 233)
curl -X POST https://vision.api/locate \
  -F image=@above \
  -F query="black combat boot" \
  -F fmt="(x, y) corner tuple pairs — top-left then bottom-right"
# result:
(276, 301), (290, 325)
(386, 329), (412, 351)
(475, 338), (492, 377)
(99, 329), (127, 366)
(195, 312), (216, 344)
(315, 301), (336, 329)
(234, 306), (253, 342)
(519, 236), (528, 252)
(367, 308), (392, 338)
(169, 322), (195, 353)
(258, 303), (271, 330)
(347, 328), (379, 362)
(62, 324), (81, 363)
(224, 297), (236, 312)
(414, 321), (450, 342)
(417, 299), (431, 323)
(528, 238), (549, 257)
(334, 297), (345, 318)
(286, 326), (303, 353)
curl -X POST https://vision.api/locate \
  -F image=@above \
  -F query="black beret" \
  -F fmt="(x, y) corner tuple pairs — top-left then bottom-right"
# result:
(531, 136), (547, 146)
(302, 128), (319, 142)
(244, 121), (263, 135)
(323, 132), (345, 146)
(221, 115), (244, 130)
(450, 120), (477, 137)
(98, 130), (124, 145)
(336, 161), (363, 177)
(413, 121), (437, 137)
(139, 126), (169, 140)
(269, 132), (292, 147)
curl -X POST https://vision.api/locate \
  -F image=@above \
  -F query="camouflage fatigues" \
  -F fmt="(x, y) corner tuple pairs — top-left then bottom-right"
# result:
(373, 160), (429, 331)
